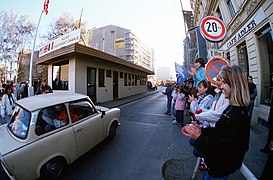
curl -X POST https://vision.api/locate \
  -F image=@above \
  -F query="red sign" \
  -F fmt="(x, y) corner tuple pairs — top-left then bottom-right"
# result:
(200, 16), (226, 42)
(205, 58), (229, 86)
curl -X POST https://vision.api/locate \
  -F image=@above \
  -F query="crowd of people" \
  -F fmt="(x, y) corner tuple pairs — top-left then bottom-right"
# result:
(0, 78), (53, 125)
(162, 58), (272, 179)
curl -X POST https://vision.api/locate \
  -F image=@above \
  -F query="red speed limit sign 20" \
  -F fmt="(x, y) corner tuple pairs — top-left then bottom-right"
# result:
(200, 16), (226, 42)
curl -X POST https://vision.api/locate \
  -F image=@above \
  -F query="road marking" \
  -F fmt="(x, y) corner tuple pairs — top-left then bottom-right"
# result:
(137, 112), (169, 117)
(125, 121), (160, 127)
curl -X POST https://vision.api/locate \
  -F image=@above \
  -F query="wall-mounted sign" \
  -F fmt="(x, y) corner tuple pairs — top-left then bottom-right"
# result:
(205, 58), (229, 86)
(224, 8), (266, 50)
(39, 29), (81, 57)
(200, 16), (226, 42)
(208, 49), (226, 59)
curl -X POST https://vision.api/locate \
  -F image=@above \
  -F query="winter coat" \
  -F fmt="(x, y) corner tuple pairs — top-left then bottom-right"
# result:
(195, 92), (229, 127)
(193, 106), (250, 178)
(1, 93), (16, 117)
(175, 93), (186, 110)
(171, 90), (177, 103)
(193, 67), (206, 89)
(190, 93), (214, 114)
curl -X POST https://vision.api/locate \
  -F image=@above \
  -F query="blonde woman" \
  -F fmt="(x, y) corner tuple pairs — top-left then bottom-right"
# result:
(182, 65), (250, 180)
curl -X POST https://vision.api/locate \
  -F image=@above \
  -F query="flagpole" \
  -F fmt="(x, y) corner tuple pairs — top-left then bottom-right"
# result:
(28, 10), (43, 96)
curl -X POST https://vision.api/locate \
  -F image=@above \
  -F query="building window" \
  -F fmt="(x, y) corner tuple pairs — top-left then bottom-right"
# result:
(120, 72), (123, 78)
(132, 74), (134, 85)
(227, 0), (236, 18)
(140, 76), (146, 85)
(257, 24), (273, 105)
(106, 70), (112, 77)
(128, 74), (131, 86)
(52, 61), (69, 90)
(124, 73), (127, 86)
(135, 74), (137, 85)
(237, 42), (249, 75)
(216, 7), (223, 21)
(99, 69), (105, 87)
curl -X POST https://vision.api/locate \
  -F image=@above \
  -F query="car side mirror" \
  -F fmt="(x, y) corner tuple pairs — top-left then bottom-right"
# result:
(101, 111), (106, 118)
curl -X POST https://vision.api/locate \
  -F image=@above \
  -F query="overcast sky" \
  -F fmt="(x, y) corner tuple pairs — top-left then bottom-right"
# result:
(0, 0), (191, 72)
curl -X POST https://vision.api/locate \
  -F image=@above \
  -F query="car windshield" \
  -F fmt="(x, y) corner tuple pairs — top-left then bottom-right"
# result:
(8, 106), (31, 139)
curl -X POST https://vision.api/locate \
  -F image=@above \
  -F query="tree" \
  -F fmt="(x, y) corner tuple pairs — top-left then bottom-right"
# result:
(0, 10), (35, 82)
(44, 13), (88, 45)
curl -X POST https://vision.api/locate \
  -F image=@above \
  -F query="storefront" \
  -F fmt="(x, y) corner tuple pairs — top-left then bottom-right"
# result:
(221, 4), (273, 124)
(36, 43), (154, 103)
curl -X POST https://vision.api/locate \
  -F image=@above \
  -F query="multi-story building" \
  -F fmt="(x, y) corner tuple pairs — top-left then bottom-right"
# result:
(182, 10), (208, 68)
(191, 0), (273, 124)
(89, 25), (153, 70)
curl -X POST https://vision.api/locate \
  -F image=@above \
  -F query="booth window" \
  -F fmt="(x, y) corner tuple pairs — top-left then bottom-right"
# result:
(52, 61), (69, 90)
(135, 75), (137, 85)
(99, 69), (105, 87)
(106, 70), (112, 77)
(120, 72), (123, 78)
(237, 42), (249, 76)
(124, 73), (127, 86)
(256, 24), (273, 105)
(128, 74), (131, 86)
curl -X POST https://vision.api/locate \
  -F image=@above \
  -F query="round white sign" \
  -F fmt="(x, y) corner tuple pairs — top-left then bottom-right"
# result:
(200, 16), (226, 42)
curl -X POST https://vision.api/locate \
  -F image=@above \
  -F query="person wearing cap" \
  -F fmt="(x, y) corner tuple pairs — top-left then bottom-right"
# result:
(36, 78), (53, 95)
(189, 58), (206, 90)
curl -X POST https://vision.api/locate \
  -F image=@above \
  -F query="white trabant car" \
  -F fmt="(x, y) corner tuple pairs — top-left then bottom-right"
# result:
(0, 92), (120, 180)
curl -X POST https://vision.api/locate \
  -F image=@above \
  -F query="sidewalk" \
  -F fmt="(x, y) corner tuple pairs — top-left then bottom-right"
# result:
(98, 89), (269, 179)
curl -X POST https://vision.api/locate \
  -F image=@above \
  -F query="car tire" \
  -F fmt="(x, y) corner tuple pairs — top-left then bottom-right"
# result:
(41, 158), (66, 179)
(108, 122), (118, 140)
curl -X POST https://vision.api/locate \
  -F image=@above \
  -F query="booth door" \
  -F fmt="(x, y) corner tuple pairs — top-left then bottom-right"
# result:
(113, 71), (118, 99)
(87, 67), (96, 102)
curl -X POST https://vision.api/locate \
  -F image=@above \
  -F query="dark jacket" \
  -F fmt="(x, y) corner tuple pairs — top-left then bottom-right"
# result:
(193, 105), (250, 178)
(248, 83), (257, 102)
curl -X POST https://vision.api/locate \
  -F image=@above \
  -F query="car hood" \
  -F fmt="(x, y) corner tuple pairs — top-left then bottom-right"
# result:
(0, 125), (26, 156)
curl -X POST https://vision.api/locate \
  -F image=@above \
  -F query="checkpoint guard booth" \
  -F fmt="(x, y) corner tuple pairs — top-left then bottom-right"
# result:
(36, 43), (154, 103)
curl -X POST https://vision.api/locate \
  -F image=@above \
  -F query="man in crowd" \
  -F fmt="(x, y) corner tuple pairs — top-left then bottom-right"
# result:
(247, 76), (257, 121)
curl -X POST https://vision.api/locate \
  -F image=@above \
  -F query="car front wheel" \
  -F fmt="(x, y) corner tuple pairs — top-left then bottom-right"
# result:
(41, 158), (66, 179)
(108, 122), (118, 140)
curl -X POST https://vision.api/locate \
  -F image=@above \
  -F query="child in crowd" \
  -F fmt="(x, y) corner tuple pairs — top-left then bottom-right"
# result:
(188, 80), (214, 170)
(188, 80), (214, 116)
(171, 85), (178, 121)
(194, 75), (229, 128)
(173, 86), (186, 127)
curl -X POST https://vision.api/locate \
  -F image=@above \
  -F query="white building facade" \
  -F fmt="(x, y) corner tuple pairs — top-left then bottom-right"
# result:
(89, 25), (153, 71)
(191, 0), (273, 124)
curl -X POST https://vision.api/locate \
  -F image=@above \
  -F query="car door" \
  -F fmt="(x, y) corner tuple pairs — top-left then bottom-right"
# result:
(69, 99), (104, 156)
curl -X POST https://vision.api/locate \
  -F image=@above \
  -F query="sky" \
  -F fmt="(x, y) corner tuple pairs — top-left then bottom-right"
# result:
(0, 0), (191, 74)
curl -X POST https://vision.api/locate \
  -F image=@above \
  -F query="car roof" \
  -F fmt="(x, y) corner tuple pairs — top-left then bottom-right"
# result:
(16, 92), (89, 112)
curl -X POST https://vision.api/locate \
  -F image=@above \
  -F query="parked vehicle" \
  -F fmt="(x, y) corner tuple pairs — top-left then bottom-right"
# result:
(0, 92), (120, 180)
(147, 81), (157, 91)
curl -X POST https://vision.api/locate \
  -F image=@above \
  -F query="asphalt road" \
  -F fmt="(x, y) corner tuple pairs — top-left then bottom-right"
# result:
(54, 91), (199, 179)
(1, 91), (253, 179)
